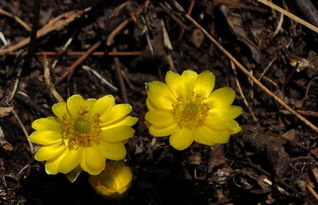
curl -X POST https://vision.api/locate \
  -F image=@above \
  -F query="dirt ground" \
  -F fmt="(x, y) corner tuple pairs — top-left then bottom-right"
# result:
(0, 0), (318, 204)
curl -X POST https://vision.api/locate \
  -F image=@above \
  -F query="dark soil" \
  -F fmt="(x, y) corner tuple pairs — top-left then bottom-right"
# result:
(0, 0), (318, 204)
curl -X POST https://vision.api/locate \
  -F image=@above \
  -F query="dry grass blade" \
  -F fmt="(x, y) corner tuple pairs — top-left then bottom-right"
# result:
(173, 0), (318, 133)
(257, 0), (318, 34)
(0, 7), (91, 55)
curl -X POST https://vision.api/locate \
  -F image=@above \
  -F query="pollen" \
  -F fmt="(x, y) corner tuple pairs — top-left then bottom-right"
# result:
(61, 114), (101, 149)
(172, 94), (209, 128)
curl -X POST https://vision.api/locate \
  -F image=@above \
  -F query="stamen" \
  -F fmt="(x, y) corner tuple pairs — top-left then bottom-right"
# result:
(61, 114), (101, 149)
(172, 93), (209, 128)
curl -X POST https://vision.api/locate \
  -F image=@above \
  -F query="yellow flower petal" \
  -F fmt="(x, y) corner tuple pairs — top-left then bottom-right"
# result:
(100, 104), (132, 126)
(166, 71), (184, 97)
(181, 70), (198, 97)
(193, 126), (230, 146)
(230, 120), (241, 134)
(35, 142), (66, 161)
(145, 110), (175, 128)
(28, 130), (61, 145)
(147, 81), (175, 111)
(97, 142), (126, 160)
(59, 148), (83, 174)
(169, 128), (193, 150)
(209, 105), (242, 120)
(206, 87), (236, 107)
(45, 150), (68, 175)
(149, 123), (179, 137)
(102, 116), (138, 130)
(81, 147), (105, 175)
(90, 95), (115, 116)
(32, 117), (61, 131)
(101, 126), (134, 142)
(52, 102), (68, 120)
(193, 70), (215, 97)
(66, 94), (85, 117)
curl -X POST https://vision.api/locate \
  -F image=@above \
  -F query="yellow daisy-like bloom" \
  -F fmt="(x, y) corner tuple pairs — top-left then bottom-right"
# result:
(29, 94), (138, 175)
(145, 70), (242, 150)
(89, 161), (132, 199)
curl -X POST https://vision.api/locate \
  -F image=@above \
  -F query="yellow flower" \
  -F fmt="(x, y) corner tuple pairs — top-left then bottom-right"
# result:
(145, 70), (242, 150)
(29, 94), (138, 175)
(89, 161), (132, 199)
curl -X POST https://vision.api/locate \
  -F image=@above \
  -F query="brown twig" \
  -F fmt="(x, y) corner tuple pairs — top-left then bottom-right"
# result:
(230, 61), (259, 124)
(257, 0), (318, 34)
(23, 0), (41, 70)
(14, 91), (51, 117)
(159, 2), (190, 31)
(0, 7), (91, 55)
(41, 57), (64, 102)
(178, 0), (195, 40)
(56, 41), (101, 84)
(11, 109), (33, 153)
(0, 8), (31, 31)
(173, 0), (318, 133)
(113, 48), (128, 103)
(107, 20), (130, 46)
(7, 51), (141, 56)
(213, 0), (267, 12)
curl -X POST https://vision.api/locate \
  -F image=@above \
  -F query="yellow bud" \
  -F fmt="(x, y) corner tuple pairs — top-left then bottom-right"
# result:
(89, 161), (132, 199)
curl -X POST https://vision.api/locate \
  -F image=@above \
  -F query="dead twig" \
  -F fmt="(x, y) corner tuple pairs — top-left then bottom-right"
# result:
(42, 57), (64, 102)
(0, 7), (91, 55)
(0, 8), (31, 31)
(113, 48), (128, 103)
(7, 51), (141, 56)
(230, 61), (259, 124)
(107, 20), (130, 46)
(56, 41), (101, 84)
(159, 2), (190, 31)
(178, 0), (195, 40)
(82, 65), (118, 92)
(23, 0), (41, 69)
(257, 0), (318, 34)
(173, 0), (318, 133)
(11, 109), (33, 153)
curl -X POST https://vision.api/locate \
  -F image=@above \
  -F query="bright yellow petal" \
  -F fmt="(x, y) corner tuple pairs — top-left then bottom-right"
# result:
(28, 130), (61, 145)
(32, 116), (61, 131)
(206, 87), (236, 107)
(180, 70), (198, 97)
(146, 81), (175, 111)
(81, 147), (105, 175)
(149, 123), (179, 137)
(209, 105), (242, 120)
(84, 98), (97, 111)
(169, 128), (193, 150)
(145, 110), (175, 128)
(193, 126), (230, 146)
(230, 120), (241, 134)
(45, 150), (68, 175)
(99, 104), (132, 126)
(66, 94), (85, 117)
(35, 142), (66, 161)
(193, 70), (215, 97)
(101, 116), (138, 130)
(59, 148), (83, 174)
(52, 102), (68, 120)
(101, 126), (134, 142)
(165, 71), (183, 97)
(97, 142), (126, 160)
(90, 95), (115, 116)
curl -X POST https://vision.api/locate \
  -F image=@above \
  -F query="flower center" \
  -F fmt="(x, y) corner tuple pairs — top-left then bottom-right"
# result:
(61, 114), (101, 149)
(172, 94), (209, 128)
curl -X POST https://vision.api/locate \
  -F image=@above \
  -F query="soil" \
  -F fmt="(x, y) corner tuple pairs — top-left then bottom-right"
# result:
(0, 0), (318, 204)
